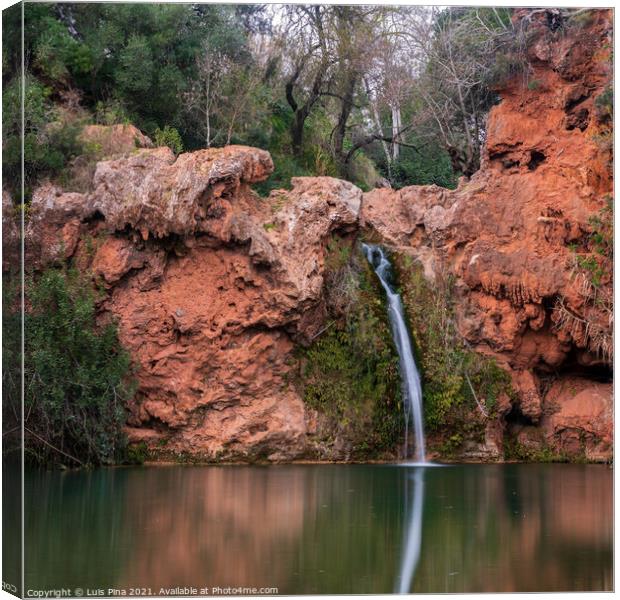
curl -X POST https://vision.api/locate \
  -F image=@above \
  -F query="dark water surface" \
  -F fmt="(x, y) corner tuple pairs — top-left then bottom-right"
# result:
(24, 463), (612, 594)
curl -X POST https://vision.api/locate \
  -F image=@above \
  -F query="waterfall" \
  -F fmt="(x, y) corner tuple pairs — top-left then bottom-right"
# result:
(362, 244), (426, 463)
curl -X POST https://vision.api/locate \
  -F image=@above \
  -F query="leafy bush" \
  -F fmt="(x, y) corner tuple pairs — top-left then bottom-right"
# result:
(504, 438), (570, 463)
(153, 125), (184, 155)
(254, 152), (312, 197)
(17, 269), (135, 466)
(2, 74), (83, 194)
(376, 145), (458, 190)
(94, 99), (131, 126)
(348, 152), (381, 191)
(569, 196), (613, 287)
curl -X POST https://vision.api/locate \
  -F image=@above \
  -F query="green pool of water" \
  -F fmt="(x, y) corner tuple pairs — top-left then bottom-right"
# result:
(19, 463), (612, 594)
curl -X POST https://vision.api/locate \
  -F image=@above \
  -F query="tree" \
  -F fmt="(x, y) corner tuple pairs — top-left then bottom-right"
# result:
(276, 5), (415, 178)
(279, 5), (334, 157)
(400, 7), (517, 175)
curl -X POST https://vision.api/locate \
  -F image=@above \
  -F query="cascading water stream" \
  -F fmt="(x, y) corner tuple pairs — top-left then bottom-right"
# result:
(362, 243), (426, 463)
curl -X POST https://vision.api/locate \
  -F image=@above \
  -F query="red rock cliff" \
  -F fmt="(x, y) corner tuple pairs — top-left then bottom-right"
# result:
(361, 9), (613, 460)
(16, 145), (364, 461)
(8, 9), (612, 462)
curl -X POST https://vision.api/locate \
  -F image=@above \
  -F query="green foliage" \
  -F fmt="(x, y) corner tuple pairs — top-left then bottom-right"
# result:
(115, 34), (154, 96)
(254, 154), (312, 197)
(8, 3), (253, 149)
(346, 152), (379, 192)
(123, 442), (151, 465)
(464, 358), (511, 415)
(378, 145), (458, 190)
(252, 102), (329, 196)
(2, 73), (84, 192)
(14, 268), (135, 466)
(589, 198), (613, 257)
(2, 275), (21, 448)
(7, 3), (519, 197)
(153, 125), (184, 155)
(503, 438), (570, 463)
(569, 196), (613, 287)
(394, 255), (513, 445)
(574, 254), (605, 287)
(32, 12), (91, 83)
(298, 239), (402, 459)
(439, 433), (464, 458)
(419, 6), (517, 175)
(595, 86), (613, 122)
(3, 3), (281, 194)
(94, 99), (131, 126)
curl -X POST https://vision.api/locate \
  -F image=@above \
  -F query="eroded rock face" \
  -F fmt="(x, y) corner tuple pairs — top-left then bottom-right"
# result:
(540, 377), (612, 461)
(78, 124), (153, 156)
(91, 145), (274, 239)
(33, 145), (357, 460)
(25, 185), (93, 269)
(10, 11), (612, 462)
(360, 9), (613, 461)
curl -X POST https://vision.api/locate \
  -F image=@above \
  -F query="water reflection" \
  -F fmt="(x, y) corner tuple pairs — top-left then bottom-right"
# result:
(396, 467), (425, 593)
(24, 464), (612, 594)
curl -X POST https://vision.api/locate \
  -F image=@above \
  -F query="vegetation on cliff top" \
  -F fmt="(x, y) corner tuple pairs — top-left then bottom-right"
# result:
(3, 4), (561, 198)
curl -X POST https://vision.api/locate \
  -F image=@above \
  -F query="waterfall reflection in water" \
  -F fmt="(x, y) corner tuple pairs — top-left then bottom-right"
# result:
(23, 464), (612, 594)
(396, 467), (425, 594)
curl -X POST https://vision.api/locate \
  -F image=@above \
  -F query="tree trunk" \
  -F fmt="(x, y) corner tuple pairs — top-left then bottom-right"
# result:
(333, 73), (358, 175)
(291, 110), (305, 156)
(286, 64), (327, 158)
(391, 104), (402, 161)
(455, 83), (477, 174)
(365, 78), (391, 177)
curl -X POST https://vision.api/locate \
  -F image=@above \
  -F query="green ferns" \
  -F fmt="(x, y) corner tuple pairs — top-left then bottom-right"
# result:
(299, 238), (402, 459)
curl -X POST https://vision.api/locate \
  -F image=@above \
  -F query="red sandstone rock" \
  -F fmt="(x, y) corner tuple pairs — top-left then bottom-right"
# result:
(81, 154), (359, 459)
(540, 376), (612, 461)
(511, 370), (542, 423)
(24, 184), (92, 269)
(13, 11), (612, 463)
(78, 124), (153, 156)
(91, 145), (274, 238)
(359, 10), (612, 461)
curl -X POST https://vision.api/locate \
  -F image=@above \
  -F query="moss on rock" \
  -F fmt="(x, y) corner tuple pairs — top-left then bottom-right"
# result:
(393, 253), (514, 459)
(296, 236), (402, 461)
